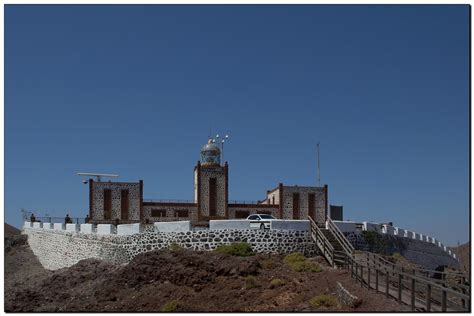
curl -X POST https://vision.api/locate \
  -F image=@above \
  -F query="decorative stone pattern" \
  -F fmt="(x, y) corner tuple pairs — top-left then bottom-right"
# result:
(336, 282), (362, 307)
(92, 182), (141, 221)
(197, 167), (227, 217)
(23, 227), (318, 271)
(142, 204), (198, 222)
(344, 231), (459, 270)
(281, 186), (326, 222)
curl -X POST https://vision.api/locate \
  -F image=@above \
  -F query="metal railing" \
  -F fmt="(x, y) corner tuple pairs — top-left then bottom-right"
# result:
(32, 217), (87, 224)
(143, 199), (195, 204)
(228, 200), (262, 205)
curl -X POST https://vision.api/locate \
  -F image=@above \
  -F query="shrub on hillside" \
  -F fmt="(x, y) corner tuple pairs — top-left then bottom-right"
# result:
(283, 252), (321, 272)
(391, 252), (402, 261)
(215, 242), (254, 257)
(270, 278), (286, 287)
(309, 295), (338, 308)
(161, 300), (179, 312)
(244, 275), (259, 289)
(169, 243), (183, 252)
(261, 257), (278, 269)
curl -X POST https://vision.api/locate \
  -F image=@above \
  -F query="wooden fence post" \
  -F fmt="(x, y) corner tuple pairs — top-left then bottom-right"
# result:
(375, 268), (379, 293)
(426, 284), (431, 312)
(461, 276), (466, 309)
(441, 290), (447, 312)
(368, 267), (371, 290)
(360, 266), (364, 288)
(355, 263), (358, 282)
(411, 277), (415, 311)
(398, 273), (402, 304)
(386, 269), (389, 298)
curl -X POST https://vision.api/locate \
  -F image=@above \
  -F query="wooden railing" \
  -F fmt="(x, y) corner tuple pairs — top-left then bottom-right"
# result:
(361, 251), (470, 301)
(308, 216), (335, 266)
(344, 253), (470, 311)
(326, 216), (354, 256)
(363, 251), (470, 287)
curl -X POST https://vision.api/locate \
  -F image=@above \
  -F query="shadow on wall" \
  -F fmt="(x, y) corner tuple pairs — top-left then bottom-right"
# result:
(360, 231), (408, 255)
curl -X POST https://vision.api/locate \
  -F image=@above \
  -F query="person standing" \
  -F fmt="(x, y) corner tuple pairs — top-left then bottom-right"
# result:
(64, 214), (72, 224)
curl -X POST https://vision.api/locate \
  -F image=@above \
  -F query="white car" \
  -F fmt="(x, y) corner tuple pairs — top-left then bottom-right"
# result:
(246, 214), (277, 229)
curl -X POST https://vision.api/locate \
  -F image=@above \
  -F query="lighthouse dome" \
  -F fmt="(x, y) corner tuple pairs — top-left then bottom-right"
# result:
(200, 139), (221, 166)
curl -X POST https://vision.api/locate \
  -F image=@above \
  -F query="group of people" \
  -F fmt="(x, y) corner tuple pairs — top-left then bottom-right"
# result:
(29, 213), (91, 224)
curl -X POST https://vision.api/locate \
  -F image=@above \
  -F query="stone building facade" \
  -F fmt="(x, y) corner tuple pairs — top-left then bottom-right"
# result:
(88, 138), (328, 225)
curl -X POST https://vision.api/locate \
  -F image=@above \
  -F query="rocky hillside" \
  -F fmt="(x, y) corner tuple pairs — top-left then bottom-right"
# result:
(5, 228), (409, 312)
(450, 242), (470, 273)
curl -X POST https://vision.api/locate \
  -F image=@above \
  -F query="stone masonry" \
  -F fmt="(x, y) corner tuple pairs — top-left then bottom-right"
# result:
(23, 227), (318, 271)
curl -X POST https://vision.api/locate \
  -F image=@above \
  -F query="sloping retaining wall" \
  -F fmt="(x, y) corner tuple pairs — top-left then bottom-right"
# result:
(344, 231), (459, 270)
(332, 221), (458, 262)
(22, 227), (318, 271)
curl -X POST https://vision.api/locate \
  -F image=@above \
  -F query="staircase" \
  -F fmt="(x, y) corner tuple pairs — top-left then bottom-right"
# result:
(320, 229), (347, 267)
(308, 216), (354, 267)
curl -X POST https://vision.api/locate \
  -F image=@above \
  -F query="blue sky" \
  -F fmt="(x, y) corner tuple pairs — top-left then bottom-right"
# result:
(5, 5), (469, 245)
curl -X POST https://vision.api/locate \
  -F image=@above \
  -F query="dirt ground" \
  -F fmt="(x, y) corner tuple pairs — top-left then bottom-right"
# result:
(5, 229), (410, 312)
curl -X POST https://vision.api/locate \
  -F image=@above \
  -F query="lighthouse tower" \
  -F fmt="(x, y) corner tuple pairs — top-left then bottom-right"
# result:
(194, 139), (228, 222)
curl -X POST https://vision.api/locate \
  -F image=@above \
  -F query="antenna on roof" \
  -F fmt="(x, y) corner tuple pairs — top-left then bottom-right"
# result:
(77, 172), (119, 182)
(317, 142), (321, 187)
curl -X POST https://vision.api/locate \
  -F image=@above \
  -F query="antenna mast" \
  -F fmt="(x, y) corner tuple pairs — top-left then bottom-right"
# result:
(317, 142), (321, 187)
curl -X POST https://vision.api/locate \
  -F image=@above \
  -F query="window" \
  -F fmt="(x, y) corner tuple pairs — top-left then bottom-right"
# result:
(121, 189), (129, 220)
(308, 193), (315, 220)
(292, 193), (300, 219)
(235, 210), (249, 219)
(175, 210), (189, 218)
(248, 215), (259, 220)
(272, 196), (275, 204)
(103, 189), (112, 220)
(209, 178), (217, 216)
(151, 209), (167, 217)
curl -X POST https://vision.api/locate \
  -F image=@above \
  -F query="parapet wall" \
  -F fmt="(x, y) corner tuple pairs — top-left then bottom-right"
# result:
(343, 231), (459, 270)
(332, 220), (458, 263)
(22, 222), (317, 270)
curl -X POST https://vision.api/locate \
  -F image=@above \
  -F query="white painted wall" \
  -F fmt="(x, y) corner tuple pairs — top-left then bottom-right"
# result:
(363, 222), (382, 232)
(270, 220), (310, 231)
(97, 224), (114, 235)
(66, 224), (79, 232)
(53, 223), (65, 231)
(209, 220), (251, 230)
(117, 223), (142, 235)
(332, 221), (363, 232)
(80, 224), (95, 234)
(43, 223), (54, 230)
(382, 225), (395, 235)
(154, 221), (191, 233)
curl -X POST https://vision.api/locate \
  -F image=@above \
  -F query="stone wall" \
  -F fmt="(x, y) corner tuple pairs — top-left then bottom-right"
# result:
(22, 226), (318, 271)
(198, 166), (227, 217)
(344, 231), (459, 270)
(92, 182), (141, 221)
(281, 186), (326, 222)
(333, 220), (458, 263)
